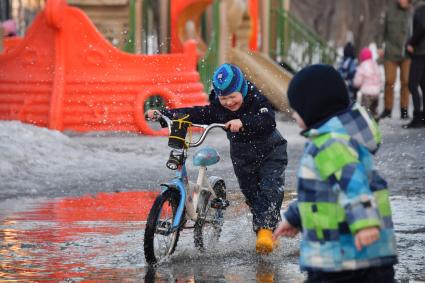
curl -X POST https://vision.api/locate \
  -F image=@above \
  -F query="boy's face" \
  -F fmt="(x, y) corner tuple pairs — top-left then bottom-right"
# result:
(292, 111), (307, 130)
(218, 92), (243, 111)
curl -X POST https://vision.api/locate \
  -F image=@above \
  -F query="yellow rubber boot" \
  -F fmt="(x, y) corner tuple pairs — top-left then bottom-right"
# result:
(256, 228), (274, 254)
(256, 272), (274, 283)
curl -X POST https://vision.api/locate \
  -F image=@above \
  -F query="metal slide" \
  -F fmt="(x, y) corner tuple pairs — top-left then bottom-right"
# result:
(228, 48), (292, 112)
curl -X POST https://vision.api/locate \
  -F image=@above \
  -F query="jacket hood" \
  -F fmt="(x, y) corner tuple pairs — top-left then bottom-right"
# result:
(304, 103), (381, 154)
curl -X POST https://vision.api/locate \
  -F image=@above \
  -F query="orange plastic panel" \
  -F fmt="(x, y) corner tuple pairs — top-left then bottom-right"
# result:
(248, 0), (259, 51)
(0, 0), (208, 135)
(170, 0), (213, 54)
(3, 37), (23, 53)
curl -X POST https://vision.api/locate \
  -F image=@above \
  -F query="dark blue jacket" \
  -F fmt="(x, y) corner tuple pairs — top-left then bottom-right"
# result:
(161, 82), (277, 143)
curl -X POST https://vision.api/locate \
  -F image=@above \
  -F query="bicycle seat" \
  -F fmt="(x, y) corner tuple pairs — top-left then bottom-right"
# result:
(192, 147), (220, 167)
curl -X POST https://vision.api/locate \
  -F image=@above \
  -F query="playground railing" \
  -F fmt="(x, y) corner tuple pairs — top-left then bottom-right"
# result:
(270, 8), (339, 72)
(197, 0), (220, 93)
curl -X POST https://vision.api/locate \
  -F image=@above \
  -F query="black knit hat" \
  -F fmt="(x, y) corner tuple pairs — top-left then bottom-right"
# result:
(343, 42), (355, 59)
(287, 64), (350, 128)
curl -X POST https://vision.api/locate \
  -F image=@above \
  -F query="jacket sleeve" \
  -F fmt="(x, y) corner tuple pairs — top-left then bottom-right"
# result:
(408, 6), (425, 47)
(284, 200), (302, 229)
(376, 10), (387, 48)
(348, 59), (357, 80)
(315, 140), (381, 234)
(353, 65), (364, 88)
(239, 95), (276, 134)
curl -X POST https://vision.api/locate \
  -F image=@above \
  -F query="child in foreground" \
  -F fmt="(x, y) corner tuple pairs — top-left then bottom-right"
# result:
(273, 64), (397, 282)
(147, 63), (288, 254)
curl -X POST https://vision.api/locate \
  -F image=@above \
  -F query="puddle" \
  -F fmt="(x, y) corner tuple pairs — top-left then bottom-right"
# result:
(0, 192), (423, 282)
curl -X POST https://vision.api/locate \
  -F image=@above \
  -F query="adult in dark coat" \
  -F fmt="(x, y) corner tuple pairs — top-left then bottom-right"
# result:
(404, 1), (425, 128)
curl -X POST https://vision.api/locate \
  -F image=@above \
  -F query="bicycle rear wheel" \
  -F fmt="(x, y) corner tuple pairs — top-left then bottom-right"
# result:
(144, 189), (181, 265)
(194, 180), (226, 250)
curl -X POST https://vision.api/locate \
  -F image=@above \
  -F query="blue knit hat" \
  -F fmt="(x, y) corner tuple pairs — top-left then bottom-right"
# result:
(212, 63), (248, 97)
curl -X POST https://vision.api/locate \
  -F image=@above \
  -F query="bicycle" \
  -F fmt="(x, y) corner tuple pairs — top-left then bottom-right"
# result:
(143, 112), (229, 265)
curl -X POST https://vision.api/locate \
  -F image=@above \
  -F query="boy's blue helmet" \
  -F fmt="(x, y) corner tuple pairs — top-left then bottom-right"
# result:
(212, 63), (248, 98)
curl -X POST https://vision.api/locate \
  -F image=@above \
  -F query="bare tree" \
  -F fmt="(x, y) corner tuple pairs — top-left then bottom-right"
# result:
(290, 0), (392, 53)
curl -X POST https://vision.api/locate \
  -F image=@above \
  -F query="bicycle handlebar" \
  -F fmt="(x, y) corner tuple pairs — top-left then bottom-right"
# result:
(147, 112), (225, 148)
(189, 123), (226, 147)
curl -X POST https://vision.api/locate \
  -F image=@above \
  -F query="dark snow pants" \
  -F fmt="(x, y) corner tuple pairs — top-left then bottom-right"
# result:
(408, 55), (425, 114)
(230, 130), (288, 231)
(305, 265), (395, 283)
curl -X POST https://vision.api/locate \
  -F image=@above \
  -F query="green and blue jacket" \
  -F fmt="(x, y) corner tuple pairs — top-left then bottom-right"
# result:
(285, 103), (398, 272)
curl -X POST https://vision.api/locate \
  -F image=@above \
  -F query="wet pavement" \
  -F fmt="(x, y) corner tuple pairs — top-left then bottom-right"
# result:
(0, 118), (424, 282)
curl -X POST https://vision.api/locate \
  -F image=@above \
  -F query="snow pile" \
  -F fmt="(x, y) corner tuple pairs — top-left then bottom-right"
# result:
(1, 121), (91, 177)
(0, 121), (170, 199)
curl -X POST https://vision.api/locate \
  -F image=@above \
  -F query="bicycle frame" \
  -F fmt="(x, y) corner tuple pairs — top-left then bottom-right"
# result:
(155, 115), (225, 234)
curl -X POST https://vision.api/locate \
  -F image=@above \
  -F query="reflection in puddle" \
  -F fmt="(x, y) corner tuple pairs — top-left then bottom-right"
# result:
(0, 191), (157, 281)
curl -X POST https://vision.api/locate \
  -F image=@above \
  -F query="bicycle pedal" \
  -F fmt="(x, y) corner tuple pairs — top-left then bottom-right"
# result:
(210, 198), (229, 209)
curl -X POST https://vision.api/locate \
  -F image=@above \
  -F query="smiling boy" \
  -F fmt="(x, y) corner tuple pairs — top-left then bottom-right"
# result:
(147, 63), (288, 254)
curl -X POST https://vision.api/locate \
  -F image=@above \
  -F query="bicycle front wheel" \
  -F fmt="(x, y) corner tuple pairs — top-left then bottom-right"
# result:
(144, 189), (181, 265)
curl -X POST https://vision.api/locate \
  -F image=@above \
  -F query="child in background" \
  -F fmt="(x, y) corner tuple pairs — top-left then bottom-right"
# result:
(273, 64), (397, 283)
(146, 63), (288, 254)
(2, 19), (17, 37)
(338, 42), (358, 101)
(354, 47), (382, 118)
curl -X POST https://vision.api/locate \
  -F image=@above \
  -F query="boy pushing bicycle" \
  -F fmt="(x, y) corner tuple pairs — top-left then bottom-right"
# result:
(146, 63), (288, 254)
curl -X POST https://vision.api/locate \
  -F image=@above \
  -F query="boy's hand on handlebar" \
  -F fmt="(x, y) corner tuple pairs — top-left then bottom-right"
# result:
(225, 119), (243, 133)
(145, 109), (161, 121)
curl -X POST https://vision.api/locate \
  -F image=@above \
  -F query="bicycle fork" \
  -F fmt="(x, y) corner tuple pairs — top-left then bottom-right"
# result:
(165, 166), (212, 232)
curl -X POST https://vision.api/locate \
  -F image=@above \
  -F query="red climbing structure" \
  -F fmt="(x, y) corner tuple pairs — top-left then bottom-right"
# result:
(0, 0), (208, 135)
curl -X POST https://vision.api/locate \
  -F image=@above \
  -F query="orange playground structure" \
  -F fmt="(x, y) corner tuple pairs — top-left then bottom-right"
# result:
(0, 0), (208, 135)
(171, 0), (213, 54)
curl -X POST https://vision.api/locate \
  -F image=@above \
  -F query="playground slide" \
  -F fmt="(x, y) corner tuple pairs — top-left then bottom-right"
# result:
(228, 48), (292, 112)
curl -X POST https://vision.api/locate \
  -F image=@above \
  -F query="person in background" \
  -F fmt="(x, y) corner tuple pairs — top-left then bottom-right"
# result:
(146, 63), (288, 254)
(273, 64), (398, 283)
(377, 0), (412, 120)
(354, 47), (382, 118)
(338, 42), (359, 102)
(2, 19), (17, 37)
(404, 0), (425, 128)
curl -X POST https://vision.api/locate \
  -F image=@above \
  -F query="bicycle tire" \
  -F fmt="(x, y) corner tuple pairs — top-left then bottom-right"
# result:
(144, 189), (181, 265)
(194, 180), (226, 250)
